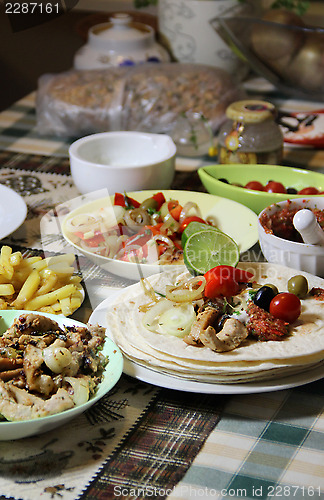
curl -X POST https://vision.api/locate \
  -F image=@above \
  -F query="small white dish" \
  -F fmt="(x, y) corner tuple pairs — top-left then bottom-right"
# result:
(0, 310), (123, 440)
(0, 184), (27, 239)
(69, 131), (177, 195)
(258, 197), (324, 277)
(61, 189), (258, 280)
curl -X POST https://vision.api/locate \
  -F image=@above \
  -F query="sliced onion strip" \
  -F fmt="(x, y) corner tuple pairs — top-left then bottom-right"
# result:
(153, 234), (174, 247)
(140, 277), (159, 303)
(179, 202), (202, 222)
(142, 298), (196, 337)
(124, 208), (151, 227)
(65, 213), (102, 234)
(165, 276), (206, 302)
(160, 213), (180, 234)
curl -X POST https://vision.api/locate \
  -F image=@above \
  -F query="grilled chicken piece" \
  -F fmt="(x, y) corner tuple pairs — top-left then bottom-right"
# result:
(0, 368), (24, 382)
(199, 318), (248, 352)
(184, 298), (226, 345)
(5, 313), (63, 338)
(0, 358), (23, 372)
(189, 306), (220, 343)
(24, 344), (55, 396)
(0, 381), (74, 421)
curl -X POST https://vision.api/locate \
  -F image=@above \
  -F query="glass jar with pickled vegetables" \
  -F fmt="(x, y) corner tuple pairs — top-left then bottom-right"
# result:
(218, 100), (283, 164)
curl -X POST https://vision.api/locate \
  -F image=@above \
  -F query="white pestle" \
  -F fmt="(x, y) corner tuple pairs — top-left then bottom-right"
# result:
(293, 209), (324, 246)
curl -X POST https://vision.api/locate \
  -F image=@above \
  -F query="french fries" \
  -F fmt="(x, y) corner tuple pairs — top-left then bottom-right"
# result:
(0, 246), (83, 316)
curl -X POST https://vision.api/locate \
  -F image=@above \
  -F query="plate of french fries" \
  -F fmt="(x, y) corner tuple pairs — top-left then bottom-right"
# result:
(0, 246), (84, 316)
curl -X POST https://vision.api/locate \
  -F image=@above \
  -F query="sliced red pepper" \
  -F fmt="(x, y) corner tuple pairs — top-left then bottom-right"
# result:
(114, 193), (126, 207)
(178, 216), (206, 233)
(145, 223), (164, 236)
(204, 265), (254, 284)
(74, 231), (105, 247)
(152, 192), (166, 210)
(125, 195), (141, 209)
(157, 244), (167, 256)
(113, 193), (141, 208)
(172, 238), (183, 250)
(168, 201), (183, 221)
(123, 228), (153, 248)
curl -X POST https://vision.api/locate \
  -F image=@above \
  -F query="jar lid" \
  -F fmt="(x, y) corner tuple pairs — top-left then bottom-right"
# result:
(92, 13), (152, 43)
(226, 100), (276, 123)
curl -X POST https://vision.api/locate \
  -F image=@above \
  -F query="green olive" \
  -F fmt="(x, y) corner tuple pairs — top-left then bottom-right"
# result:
(264, 283), (279, 295)
(287, 275), (308, 297)
(139, 197), (158, 211)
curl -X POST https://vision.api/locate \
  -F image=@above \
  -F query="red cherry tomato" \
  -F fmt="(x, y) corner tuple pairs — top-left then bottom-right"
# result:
(178, 216), (206, 233)
(269, 292), (301, 323)
(265, 181), (286, 194)
(298, 187), (319, 195)
(244, 181), (265, 191)
(204, 274), (240, 298)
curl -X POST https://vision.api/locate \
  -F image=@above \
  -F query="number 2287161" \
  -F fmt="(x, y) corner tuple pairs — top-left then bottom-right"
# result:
(5, 3), (60, 14)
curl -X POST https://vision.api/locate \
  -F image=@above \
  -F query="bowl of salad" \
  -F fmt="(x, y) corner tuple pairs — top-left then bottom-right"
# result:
(61, 190), (258, 280)
(198, 164), (324, 214)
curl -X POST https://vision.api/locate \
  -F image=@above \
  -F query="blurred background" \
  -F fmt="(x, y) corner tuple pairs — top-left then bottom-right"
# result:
(0, 0), (155, 111)
(1, 0), (324, 112)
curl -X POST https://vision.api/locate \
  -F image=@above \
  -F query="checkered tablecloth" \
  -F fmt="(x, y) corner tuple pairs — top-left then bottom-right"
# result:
(0, 96), (323, 500)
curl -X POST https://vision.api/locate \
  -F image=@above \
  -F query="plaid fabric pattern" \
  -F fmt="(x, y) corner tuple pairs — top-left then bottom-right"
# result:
(0, 93), (72, 157)
(169, 380), (324, 499)
(82, 387), (225, 500)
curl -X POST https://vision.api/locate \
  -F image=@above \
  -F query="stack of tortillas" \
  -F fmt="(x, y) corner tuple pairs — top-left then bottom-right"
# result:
(106, 263), (324, 384)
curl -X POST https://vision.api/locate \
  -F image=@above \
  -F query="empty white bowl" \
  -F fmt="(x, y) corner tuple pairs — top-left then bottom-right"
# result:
(258, 198), (324, 277)
(69, 131), (176, 195)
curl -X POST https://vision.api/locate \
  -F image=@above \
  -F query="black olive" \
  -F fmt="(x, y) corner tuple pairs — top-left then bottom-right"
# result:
(253, 285), (277, 311)
(215, 314), (230, 332)
(218, 178), (229, 184)
(287, 187), (297, 194)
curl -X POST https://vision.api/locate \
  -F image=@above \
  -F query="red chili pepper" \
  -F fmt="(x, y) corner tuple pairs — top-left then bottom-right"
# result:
(204, 265), (254, 284)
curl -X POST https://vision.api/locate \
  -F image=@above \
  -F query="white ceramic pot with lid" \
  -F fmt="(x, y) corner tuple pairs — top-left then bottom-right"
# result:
(74, 13), (170, 70)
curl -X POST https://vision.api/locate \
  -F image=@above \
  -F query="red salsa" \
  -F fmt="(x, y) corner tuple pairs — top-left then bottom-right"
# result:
(259, 202), (324, 243)
(246, 302), (289, 341)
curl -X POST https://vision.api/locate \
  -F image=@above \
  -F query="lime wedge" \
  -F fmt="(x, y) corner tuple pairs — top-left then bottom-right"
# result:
(183, 229), (240, 275)
(181, 221), (220, 247)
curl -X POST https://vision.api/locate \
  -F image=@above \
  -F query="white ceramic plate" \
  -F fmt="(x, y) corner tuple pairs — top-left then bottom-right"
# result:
(0, 184), (27, 239)
(0, 310), (123, 440)
(90, 289), (324, 395)
(61, 190), (258, 280)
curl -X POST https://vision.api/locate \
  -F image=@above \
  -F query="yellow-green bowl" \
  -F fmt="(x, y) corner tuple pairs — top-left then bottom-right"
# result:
(198, 164), (324, 214)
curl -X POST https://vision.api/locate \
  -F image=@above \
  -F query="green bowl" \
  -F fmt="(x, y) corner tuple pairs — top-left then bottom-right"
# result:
(198, 164), (324, 214)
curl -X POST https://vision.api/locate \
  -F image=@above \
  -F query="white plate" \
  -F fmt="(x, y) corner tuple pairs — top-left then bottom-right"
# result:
(61, 190), (258, 280)
(90, 291), (324, 395)
(0, 184), (27, 239)
(0, 310), (123, 440)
